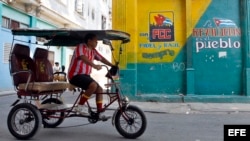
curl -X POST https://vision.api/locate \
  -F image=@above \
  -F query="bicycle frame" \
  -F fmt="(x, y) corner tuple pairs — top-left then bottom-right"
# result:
(37, 65), (129, 121)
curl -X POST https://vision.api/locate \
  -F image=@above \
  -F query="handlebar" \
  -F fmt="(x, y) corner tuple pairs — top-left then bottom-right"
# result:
(101, 65), (119, 79)
(101, 65), (109, 71)
(53, 72), (66, 75)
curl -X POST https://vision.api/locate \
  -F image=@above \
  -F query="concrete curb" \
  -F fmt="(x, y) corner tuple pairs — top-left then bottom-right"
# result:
(134, 94), (250, 103)
(0, 91), (15, 97)
(2, 91), (250, 114)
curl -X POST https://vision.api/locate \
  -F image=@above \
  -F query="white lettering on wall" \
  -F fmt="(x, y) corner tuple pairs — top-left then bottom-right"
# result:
(195, 38), (240, 53)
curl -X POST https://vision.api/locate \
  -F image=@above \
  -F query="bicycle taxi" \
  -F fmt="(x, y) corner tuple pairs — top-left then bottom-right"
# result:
(7, 28), (147, 140)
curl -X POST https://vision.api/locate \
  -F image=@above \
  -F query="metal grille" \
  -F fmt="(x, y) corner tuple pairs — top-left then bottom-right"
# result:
(3, 43), (11, 64)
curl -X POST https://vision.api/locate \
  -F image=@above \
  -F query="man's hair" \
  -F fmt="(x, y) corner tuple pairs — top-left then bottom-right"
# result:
(83, 33), (97, 43)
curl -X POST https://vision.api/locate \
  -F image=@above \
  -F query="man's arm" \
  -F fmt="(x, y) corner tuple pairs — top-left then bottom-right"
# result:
(78, 55), (102, 70)
(100, 57), (114, 67)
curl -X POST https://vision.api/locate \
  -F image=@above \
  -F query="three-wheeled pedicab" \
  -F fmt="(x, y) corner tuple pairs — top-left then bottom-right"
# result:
(7, 28), (147, 140)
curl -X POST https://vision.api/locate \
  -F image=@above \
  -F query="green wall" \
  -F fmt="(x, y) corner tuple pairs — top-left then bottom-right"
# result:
(114, 0), (250, 100)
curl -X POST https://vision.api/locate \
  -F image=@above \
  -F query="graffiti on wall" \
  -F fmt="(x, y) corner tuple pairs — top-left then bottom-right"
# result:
(172, 62), (185, 72)
(142, 49), (175, 59)
(138, 11), (181, 62)
(193, 18), (241, 53)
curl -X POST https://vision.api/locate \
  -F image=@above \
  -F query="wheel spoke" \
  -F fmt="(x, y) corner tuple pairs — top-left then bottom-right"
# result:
(40, 98), (65, 128)
(119, 110), (142, 133)
(12, 108), (36, 135)
(114, 105), (147, 139)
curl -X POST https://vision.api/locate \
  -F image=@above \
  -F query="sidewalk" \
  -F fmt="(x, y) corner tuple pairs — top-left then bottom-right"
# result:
(0, 90), (16, 97)
(131, 101), (250, 114)
(1, 90), (250, 114)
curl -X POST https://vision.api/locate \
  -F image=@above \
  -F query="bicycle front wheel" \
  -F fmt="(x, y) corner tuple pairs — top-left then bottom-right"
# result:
(114, 105), (147, 139)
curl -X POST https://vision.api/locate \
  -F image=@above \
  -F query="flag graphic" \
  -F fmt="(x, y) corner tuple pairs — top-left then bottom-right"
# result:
(213, 18), (237, 27)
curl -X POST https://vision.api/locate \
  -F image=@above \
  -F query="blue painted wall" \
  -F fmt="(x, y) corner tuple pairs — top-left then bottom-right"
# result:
(0, 4), (30, 91)
(0, 3), (57, 91)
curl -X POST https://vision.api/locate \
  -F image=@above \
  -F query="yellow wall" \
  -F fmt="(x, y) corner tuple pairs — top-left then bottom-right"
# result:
(112, 0), (212, 64)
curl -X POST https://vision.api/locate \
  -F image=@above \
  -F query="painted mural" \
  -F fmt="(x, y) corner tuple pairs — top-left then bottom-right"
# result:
(141, 12), (175, 60)
(136, 0), (211, 64)
(112, 0), (211, 96)
(112, 0), (244, 98)
(193, 18), (241, 53)
(192, 0), (242, 95)
(134, 0), (188, 95)
(138, 11), (180, 63)
(149, 12), (174, 42)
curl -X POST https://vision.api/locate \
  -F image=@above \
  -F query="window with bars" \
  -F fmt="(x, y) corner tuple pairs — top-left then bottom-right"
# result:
(92, 9), (95, 20)
(3, 43), (11, 64)
(75, 0), (84, 16)
(1, 16), (28, 29)
(102, 15), (106, 29)
(2, 16), (10, 28)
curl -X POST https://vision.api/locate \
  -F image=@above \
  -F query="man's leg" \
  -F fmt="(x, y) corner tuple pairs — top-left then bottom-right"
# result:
(95, 85), (111, 120)
(95, 86), (103, 112)
(70, 75), (97, 115)
(78, 82), (98, 105)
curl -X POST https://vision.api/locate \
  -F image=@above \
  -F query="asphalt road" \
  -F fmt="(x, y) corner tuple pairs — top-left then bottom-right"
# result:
(1, 94), (250, 141)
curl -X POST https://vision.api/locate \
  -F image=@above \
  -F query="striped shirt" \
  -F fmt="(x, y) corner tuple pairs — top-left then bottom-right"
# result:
(68, 43), (103, 80)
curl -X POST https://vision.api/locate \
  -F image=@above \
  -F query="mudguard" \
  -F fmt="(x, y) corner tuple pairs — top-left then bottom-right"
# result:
(112, 104), (130, 126)
(112, 107), (120, 126)
(11, 99), (20, 106)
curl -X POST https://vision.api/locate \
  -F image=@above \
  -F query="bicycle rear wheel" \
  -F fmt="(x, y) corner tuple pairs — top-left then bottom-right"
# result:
(41, 98), (65, 128)
(7, 103), (42, 140)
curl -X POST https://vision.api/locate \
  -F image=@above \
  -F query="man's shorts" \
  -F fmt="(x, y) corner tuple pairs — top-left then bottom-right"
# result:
(69, 74), (96, 90)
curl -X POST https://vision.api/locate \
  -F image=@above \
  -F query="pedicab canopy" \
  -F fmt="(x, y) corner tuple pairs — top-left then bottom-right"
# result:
(12, 28), (130, 46)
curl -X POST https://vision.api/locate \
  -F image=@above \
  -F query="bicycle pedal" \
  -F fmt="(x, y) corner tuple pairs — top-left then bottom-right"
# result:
(99, 115), (111, 121)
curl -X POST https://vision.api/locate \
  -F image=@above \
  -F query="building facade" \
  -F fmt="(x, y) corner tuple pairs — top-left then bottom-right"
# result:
(112, 0), (250, 102)
(0, 0), (112, 91)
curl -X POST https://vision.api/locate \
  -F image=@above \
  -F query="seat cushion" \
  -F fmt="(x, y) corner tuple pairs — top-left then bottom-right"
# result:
(33, 48), (54, 82)
(67, 83), (79, 91)
(11, 54), (35, 86)
(34, 59), (54, 82)
(18, 81), (70, 93)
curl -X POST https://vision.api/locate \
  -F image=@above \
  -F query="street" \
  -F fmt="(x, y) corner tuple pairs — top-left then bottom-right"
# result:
(1, 94), (250, 141)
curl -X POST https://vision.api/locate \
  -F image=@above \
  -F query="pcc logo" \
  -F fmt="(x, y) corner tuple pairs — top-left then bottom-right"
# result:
(149, 12), (174, 42)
